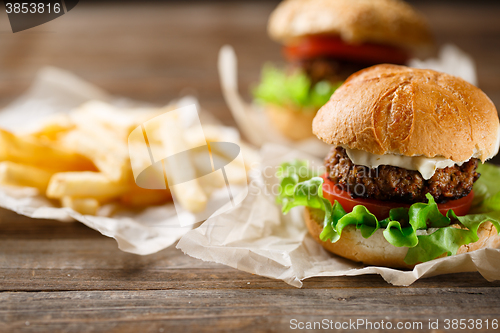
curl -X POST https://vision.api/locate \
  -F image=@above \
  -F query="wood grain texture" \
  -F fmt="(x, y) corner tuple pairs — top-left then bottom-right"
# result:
(1, 2), (500, 332)
(1, 207), (500, 332)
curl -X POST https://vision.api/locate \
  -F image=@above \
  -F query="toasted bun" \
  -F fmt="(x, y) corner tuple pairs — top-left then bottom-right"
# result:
(265, 104), (316, 141)
(313, 65), (500, 163)
(305, 207), (500, 269)
(268, 0), (433, 50)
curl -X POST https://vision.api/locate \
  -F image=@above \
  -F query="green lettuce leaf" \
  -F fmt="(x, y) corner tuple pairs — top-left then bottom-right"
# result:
(319, 202), (345, 243)
(471, 163), (500, 213)
(277, 160), (500, 266)
(405, 227), (477, 264)
(383, 220), (418, 248)
(252, 64), (342, 110)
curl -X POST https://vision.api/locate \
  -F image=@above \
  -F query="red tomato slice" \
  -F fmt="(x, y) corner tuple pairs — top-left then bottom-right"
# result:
(321, 174), (474, 220)
(284, 36), (410, 65)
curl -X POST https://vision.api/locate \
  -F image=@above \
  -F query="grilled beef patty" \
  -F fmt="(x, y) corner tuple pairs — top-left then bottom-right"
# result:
(325, 147), (480, 204)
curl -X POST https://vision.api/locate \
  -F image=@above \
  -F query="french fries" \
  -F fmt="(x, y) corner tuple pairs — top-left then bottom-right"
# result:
(69, 100), (164, 141)
(0, 99), (257, 217)
(26, 114), (75, 141)
(158, 112), (208, 213)
(120, 183), (172, 207)
(61, 196), (99, 215)
(0, 161), (53, 192)
(47, 172), (128, 201)
(0, 129), (95, 172)
(59, 129), (130, 182)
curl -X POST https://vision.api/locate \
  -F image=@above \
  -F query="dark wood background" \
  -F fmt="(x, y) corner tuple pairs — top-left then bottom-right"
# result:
(2, 1), (500, 118)
(1, 2), (500, 332)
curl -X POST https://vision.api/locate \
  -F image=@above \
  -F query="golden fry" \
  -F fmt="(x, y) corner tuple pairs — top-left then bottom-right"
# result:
(26, 114), (75, 141)
(0, 161), (53, 191)
(120, 183), (172, 207)
(47, 172), (128, 201)
(0, 129), (96, 172)
(61, 196), (99, 215)
(158, 114), (208, 213)
(71, 100), (163, 140)
(59, 130), (130, 182)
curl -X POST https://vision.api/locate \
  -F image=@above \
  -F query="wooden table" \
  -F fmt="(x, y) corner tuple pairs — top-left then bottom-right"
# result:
(1, 2), (500, 332)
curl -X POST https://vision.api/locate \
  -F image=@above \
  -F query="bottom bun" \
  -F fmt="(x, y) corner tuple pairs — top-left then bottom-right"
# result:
(264, 105), (316, 141)
(304, 207), (500, 269)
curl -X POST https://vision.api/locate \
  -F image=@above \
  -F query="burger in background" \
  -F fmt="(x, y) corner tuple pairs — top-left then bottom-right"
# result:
(253, 0), (434, 141)
(278, 65), (500, 268)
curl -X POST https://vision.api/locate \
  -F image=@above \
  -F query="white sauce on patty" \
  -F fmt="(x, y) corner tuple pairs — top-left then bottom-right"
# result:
(344, 148), (461, 180)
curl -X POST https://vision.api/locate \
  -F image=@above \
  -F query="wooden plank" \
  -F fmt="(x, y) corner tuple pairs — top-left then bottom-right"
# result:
(1, 207), (500, 292)
(1, 286), (499, 333)
(1, 267), (500, 291)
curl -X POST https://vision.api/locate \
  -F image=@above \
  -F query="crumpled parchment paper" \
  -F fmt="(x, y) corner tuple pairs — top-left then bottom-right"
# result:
(177, 144), (500, 287)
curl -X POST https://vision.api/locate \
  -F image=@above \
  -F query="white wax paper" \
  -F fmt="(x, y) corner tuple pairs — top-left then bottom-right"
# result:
(177, 144), (500, 287)
(0, 67), (247, 255)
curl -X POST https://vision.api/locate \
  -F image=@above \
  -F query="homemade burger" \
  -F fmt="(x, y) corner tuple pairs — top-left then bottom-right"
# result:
(254, 0), (433, 140)
(278, 64), (500, 268)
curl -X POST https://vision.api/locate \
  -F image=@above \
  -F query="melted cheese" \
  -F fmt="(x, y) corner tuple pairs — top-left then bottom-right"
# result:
(342, 125), (500, 180)
(344, 148), (460, 180)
